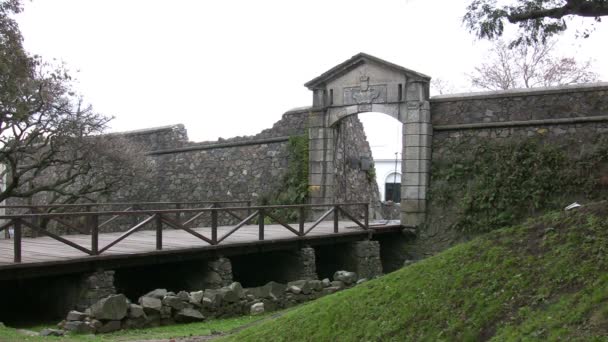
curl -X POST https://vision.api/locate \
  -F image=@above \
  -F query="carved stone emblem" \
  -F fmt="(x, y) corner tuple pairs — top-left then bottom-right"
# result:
(352, 76), (380, 104)
(343, 76), (387, 106)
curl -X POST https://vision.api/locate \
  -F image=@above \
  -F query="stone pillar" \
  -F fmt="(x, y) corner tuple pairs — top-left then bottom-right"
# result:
(76, 270), (117, 311)
(401, 101), (432, 227)
(346, 241), (383, 279)
(296, 247), (318, 280)
(201, 257), (233, 289)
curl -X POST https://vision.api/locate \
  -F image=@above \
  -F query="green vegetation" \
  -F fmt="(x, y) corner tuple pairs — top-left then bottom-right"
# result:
(0, 315), (267, 341)
(223, 202), (608, 341)
(260, 135), (309, 222)
(430, 137), (608, 233)
(366, 162), (376, 183)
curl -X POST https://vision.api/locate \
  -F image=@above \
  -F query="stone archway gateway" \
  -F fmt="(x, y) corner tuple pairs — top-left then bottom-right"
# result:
(304, 53), (431, 226)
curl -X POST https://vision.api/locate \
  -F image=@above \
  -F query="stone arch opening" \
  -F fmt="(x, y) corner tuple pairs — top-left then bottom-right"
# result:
(304, 53), (431, 226)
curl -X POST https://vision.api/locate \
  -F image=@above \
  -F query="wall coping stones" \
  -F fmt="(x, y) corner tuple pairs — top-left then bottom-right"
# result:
(284, 106), (312, 115)
(147, 136), (291, 155)
(105, 124), (186, 137)
(430, 82), (608, 103)
(434, 115), (608, 131)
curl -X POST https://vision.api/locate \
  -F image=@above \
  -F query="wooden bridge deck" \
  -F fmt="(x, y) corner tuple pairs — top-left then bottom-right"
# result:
(0, 220), (403, 278)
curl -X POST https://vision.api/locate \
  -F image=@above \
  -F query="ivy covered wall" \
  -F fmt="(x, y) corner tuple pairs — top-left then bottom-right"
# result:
(409, 83), (608, 258)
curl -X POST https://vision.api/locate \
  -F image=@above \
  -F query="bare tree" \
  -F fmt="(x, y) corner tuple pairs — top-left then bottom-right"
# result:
(430, 78), (458, 95)
(0, 0), (150, 207)
(468, 39), (599, 91)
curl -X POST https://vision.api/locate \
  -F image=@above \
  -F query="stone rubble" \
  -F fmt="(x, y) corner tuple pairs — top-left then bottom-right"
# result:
(51, 269), (368, 336)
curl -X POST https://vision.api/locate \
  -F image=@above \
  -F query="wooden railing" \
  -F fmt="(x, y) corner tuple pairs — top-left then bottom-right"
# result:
(0, 202), (369, 263)
(0, 200), (251, 238)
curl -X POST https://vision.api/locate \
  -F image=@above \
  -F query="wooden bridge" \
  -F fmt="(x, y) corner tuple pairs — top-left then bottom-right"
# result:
(0, 201), (404, 280)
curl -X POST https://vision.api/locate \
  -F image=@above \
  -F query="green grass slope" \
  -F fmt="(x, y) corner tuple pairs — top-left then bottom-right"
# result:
(225, 203), (608, 341)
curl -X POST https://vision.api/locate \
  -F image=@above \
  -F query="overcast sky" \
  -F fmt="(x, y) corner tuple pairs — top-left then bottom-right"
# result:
(15, 0), (608, 153)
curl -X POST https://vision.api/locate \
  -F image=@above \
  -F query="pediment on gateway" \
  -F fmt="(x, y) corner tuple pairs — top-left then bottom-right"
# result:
(304, 52), (430, 90)
(305, 53), (431, 108)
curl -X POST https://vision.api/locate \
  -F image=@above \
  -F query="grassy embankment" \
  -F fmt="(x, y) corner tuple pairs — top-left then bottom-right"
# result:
(225, 202), (608, 341)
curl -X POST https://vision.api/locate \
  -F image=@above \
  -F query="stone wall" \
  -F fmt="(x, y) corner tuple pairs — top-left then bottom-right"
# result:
(409, 83), (608, 258)
(333, 115), (382, 217)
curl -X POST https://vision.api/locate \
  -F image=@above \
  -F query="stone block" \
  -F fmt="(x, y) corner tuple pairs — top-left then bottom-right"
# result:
(403, 159), (430, 174)
(403, 172), (428, 187)
(309, 128), (326, 139)
(308, 112), (326, 127)
(309, 138), (326, 151)
(309, 173), (324, 186)
(309, 150), (326, 162)
(403, 146), (432, 160)
(403, 185), (427, 200)
(401, 199), (426, 213)
(404, 134), (432, 148)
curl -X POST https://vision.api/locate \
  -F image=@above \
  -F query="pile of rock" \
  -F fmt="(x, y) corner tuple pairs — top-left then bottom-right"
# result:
(52, 270), (363, 335)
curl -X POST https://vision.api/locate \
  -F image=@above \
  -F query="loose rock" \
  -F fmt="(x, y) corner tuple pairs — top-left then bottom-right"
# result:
(128, 304), (146, 319)
(162, 295), (188, 310)
(97, 320), (122, 334)
(250, 302), (265, 315)
(66, 310), (87, 321)
(90, 294), (128, 320)
(39, 329), (65, 337)
(142, 289), (167, 299)
(175, 308), (205, 323)
(333, 270), (357, 285)
(139, 297), (162, 313)
(189, 290), (204, 304)
(63, 321), (95, 334)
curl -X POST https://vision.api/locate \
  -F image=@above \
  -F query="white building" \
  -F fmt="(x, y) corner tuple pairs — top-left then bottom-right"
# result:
(359, 113), (402, 202)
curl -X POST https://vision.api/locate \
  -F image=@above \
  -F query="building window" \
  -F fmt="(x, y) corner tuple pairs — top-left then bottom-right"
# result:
(398, 84), (403, 102)
(384, 172), (401, 202)
(329, 89), (334, 105)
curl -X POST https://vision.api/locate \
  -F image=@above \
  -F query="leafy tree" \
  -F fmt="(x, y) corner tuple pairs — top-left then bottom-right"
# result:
(464, 0), (608, 46)
(469, 39), (598, 90)
(0, 0), (149, 206)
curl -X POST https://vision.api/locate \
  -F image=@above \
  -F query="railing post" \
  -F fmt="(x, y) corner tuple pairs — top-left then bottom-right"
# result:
(211, 209), (218, 244)
(365, 203), (369, 229)
(13, 219), (21, 263)
(333, 205), (339, 233)
(132, 204), (138, 228)
(155, 214), (163, 250)
(86, 205), (92, 234)
(30, 208), (39, 238)
(258, 209), (265, 240)
(247, 201), (252, 217)
(91, 214), (99, 255)
(175, 203), (181, 224)
(299, 207), (305, 236)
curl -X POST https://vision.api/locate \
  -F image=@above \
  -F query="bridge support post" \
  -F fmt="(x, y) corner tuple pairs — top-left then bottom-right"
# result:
(75, 269), (117, 311)
(296, 247), (318, 280)
(344, 241), (383, 280)
(183, 257), (234, 290)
